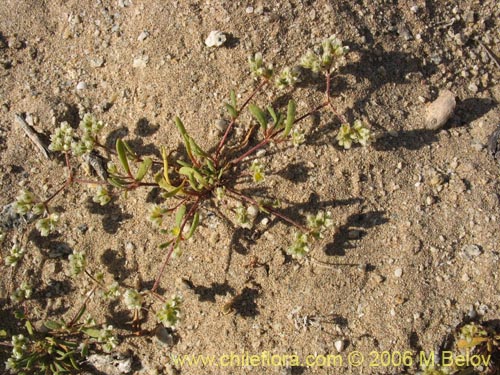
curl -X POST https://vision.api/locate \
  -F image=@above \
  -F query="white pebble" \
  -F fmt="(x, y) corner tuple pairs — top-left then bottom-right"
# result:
(133, 55), (149, 68)
(245, 6), (254, 13)
(334, 340), (345, 352)
(394, 267), (403, 278)
(247, 205), (259, 219)
(138, 31), (149, 42)
(205, 31), (226, 48)
(76, 81), (87, 90)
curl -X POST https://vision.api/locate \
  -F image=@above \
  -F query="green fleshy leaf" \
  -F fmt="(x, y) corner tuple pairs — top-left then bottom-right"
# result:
(81, 328), (102, 338)
(72, 305), (86, 326)
(25, 320), (34, 335)
(230, 90), (237, 108)
(187, 211), (199, 239)
(159, 240), (173, 249)
(108, 176), (127, 189)
(135, 157), (152, 181)
(175, 205), (186, 228)
(116, 139), (130, 175)
(225, 103), (238, 119)
(249, 103), (267, 130)
(284, 99), (296, 137)
(188, 137), (208, 158)
(174, 116), (187, 136)
(44, 320), (63, 331)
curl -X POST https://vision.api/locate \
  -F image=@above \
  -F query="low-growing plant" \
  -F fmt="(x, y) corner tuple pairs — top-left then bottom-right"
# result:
(3, 35), (373, 372)
(417, 320), (500, 375)
(2, 309), (118, 374)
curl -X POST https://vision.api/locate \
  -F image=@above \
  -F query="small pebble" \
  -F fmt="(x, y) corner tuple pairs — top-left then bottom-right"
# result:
(245, 6), (254, 14)
(215, 119), (227, 132)
(155, 326), (174, 346)
(247, 205), (259, 219)
(133, 55), (149, 68)
(468, 82), (478, 94)
(394, 267), (403, 278)
(334, 339), (345, 352)
(205, 31), (226, 47)
(138, 31), (149, 42)
(90, 57), (104, 68)
(424, 90), (456, 130)
(461, 244), (482, 259)
(76, 81), (87, 90)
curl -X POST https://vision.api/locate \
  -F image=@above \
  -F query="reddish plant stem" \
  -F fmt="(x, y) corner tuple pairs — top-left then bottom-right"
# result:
(43, 153), (74, 207)
(215, 79), (268, 161)
(226, 187), (309, 232)
(324, 72), (347, 123)
(151, 198), (200, 293)
(229, 137), (270, 165)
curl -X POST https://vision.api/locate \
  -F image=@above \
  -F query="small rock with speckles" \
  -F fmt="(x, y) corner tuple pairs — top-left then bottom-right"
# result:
(461, 244), (482, 259)
(424, 90), (456, 130)
(205, 31), (226, 47)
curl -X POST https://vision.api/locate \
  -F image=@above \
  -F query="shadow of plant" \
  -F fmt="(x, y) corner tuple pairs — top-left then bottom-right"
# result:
(86, 198), (133, 234)
(182, 279), (235, 303)
(231, 286), (260, 317)
(325, 211), (388, 256)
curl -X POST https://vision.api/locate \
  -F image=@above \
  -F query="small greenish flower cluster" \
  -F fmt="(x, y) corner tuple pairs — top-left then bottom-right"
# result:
(307, 211), (334, 239)
(72, 114), (105, 156)
(291, 128), (306, 146)
(49, 114), (104, 155)
(249, 160), (265, 183)
(248, 52), (273, 79)
(48, 122), (75, 152)
(287, 211), (334, 258)
(300, 35), (349, 74)
(10, 282), (33, 302)
(124, 289), (143, 310)
(68, 251), (86, 276)
(336, 120), (371, 149)
(5, 245), (26, 267)
(459, 323), (488, 345)
(156, 295), (182, 328)
(9, 334), (28, 362)
(101, 281), (121, 300)
(275, 67), (300, 90)
(13, 189), (60, 236)
(13, 189), (36, 215)
(235, 204), (258, 229)
(149, 204), (167, 227)
(96, 325), (119, 353)
(35, 213), (59, 237)
(287, 232), (310, 259)
(92, 186), (111, 206)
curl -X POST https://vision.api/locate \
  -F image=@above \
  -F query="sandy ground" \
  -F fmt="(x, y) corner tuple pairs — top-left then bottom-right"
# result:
(1, 1), (499, 374)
